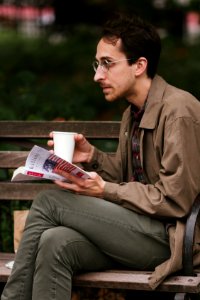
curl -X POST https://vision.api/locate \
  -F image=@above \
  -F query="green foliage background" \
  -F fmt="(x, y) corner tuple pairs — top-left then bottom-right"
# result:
(0, 27), (127, 122)
(0, 26), (199, 123)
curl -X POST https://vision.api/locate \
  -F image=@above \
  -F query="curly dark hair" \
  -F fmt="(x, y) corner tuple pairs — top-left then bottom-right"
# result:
(102, 12), (161, 78)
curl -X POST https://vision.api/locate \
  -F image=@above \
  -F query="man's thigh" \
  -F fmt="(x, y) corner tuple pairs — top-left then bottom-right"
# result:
(34, 190), (170, 270)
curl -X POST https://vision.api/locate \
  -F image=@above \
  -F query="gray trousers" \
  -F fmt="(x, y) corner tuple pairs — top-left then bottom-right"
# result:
(1, 189), (170, 300)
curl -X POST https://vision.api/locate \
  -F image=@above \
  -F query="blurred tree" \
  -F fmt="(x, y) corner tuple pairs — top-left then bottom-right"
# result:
(117, 0), (155, 21)
(190, 0), (200, 10)
(52, 0), (117, 32)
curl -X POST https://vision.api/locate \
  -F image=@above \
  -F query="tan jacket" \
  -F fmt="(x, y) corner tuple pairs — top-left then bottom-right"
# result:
(86, 75), (200, 288)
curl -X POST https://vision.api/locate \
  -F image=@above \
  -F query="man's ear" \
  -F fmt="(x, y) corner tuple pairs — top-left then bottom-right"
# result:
(135, 57), (148, 76)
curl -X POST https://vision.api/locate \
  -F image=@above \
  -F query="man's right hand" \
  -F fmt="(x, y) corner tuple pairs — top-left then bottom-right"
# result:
(47, 132), (94, 164)
(73, 133), (94, 163)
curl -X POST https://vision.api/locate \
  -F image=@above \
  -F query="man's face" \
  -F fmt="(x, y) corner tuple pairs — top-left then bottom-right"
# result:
(93, 38), (137, 103)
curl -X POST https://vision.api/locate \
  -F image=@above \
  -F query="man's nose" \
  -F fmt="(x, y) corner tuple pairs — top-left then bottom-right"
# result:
(93, 67), (106, 82)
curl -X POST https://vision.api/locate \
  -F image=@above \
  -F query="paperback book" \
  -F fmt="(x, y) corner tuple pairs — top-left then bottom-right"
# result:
(11, 145), (90, 182)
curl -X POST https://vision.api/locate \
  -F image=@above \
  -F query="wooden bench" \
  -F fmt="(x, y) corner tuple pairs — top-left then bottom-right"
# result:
(0, 120), (200, 300)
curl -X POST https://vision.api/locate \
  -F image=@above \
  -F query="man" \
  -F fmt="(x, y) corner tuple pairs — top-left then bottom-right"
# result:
(2, 11), (200, 300)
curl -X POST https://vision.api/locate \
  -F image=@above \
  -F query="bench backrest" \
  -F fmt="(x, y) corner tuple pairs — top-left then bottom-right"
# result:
(0, 121), (120, 201)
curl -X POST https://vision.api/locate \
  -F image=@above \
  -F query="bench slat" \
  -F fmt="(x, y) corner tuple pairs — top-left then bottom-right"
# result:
(0, 151), (114, 168)
(1, 253), (200, 293)
(73, 271), (200, 293)
(0, 121), (120, 139)
(0, 182), (59, 200)
(0, 151), (28, 168)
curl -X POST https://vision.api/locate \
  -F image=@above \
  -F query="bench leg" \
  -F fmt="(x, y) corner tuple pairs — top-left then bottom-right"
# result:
(0, 282), (6, 296)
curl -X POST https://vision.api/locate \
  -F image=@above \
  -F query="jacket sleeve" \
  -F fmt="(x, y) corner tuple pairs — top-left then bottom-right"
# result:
(83, 144), (124, 183)
(83, 109), (130, 183)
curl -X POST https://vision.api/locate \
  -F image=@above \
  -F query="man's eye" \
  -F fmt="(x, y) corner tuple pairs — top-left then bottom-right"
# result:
(102, 60), (113, 70)
(103, 60), (111, 66)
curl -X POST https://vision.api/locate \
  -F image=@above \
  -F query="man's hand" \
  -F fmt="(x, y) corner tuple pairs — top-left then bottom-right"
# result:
(73, 133), (94, 163)
(54, 170), (105, 198)
(48, 133), (94, 164)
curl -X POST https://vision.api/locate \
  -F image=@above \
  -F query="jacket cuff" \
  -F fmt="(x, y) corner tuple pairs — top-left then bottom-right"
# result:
(103, 181), (121, 203)
(82, 147), (103, 172)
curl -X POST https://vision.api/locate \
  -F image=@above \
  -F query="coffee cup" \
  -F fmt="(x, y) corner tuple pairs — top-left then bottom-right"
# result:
(53, 131), (76, 162)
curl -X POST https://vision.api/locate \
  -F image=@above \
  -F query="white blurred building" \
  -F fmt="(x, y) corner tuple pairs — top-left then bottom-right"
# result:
(153, 0), (200, 43)
(0, 3), (55, 37)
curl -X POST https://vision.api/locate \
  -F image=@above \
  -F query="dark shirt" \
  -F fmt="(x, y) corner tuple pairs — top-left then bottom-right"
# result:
(131, 103), (146, 184)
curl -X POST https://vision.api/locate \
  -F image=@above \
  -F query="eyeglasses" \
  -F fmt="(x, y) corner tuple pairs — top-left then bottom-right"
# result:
(92, 58), (135, 73)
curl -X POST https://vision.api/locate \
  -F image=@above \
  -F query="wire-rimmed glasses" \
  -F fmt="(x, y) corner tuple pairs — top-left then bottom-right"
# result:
(92, 58), (135, 73)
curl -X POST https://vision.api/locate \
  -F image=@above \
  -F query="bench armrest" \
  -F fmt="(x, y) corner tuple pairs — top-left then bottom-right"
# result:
(183, 193), (200, 276)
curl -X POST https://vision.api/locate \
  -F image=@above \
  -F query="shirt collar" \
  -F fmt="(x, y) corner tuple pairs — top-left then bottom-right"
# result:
(131, 101), (147, 121)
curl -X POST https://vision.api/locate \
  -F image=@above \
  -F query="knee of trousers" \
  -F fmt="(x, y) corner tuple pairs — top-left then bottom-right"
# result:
(31, 189), (73, 216)
(32, 189), (58, 208)
(36, 227), (89, 269)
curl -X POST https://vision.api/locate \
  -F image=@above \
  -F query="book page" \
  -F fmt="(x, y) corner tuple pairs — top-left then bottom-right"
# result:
(25, 145), (90, 180)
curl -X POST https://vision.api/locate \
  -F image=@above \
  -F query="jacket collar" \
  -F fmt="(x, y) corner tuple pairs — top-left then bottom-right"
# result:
(140, 75), (167, 129)
(122, 75), (168, 131)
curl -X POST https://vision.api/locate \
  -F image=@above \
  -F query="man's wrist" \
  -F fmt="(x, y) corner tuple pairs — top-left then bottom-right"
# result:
(86, 145), (95, 163)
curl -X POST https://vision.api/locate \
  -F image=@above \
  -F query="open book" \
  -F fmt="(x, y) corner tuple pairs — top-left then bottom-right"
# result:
(11, 145), (91, 182)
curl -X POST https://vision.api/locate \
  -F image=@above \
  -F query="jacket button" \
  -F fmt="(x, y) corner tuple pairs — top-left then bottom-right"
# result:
(92, 162), (99, 169)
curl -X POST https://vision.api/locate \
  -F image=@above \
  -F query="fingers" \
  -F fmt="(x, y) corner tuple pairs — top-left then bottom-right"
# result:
(47, 140), (54, 147)
(55, 169), (83, 185)
(74, 133), (85, 143)
(47, 131), (54, 147)
(54, 180), (77, 191)
(54, 174), (86, 193)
